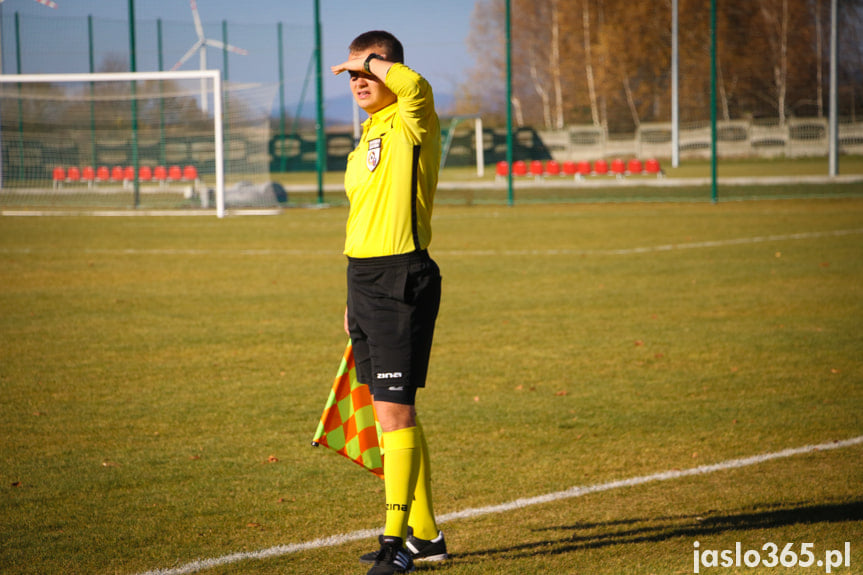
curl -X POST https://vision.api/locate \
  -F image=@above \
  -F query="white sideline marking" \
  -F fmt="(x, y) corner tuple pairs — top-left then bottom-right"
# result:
(439, 228), (863, 257)
(4, 229), (862, 260)
(136, 435), (863, 575)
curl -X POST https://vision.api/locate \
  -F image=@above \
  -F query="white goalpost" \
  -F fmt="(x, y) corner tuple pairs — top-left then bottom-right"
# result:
(0, 69), (276, 217)
(439, 115), (485, 177)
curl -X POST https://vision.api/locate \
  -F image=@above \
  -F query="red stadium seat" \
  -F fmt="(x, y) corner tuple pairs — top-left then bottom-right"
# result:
(545, 160), (560, 176)
(52, 167), (65, 189)
(576, 161), (591, 176)
(123, 166), (135, 181)
(138, 166), (153, 181)
(512, 160), (527, 177)
(495, 161), (508, 177)
(153, 166), (168, 181)
(96, 166), (110, 181)
(645, 158), (662, 175)
(529, 160), (544, 178)
(183, 165), (198, 181)
(611, 158), (626, 175)
(168, 165), (182, 180)
(628, 159), (643, 174)
(67, 166), (81, 182)
(111, 166), (124, 181)
(562, 161), (577, 176)
(82, 166), (95, 181)
(593, 159), (609, 175)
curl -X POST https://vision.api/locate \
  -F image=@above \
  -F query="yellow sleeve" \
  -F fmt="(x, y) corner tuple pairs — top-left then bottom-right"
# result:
(384, 63), (436, 145)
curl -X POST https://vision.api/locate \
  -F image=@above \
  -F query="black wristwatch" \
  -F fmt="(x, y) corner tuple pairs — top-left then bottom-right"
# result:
(364, 53), (383, 74)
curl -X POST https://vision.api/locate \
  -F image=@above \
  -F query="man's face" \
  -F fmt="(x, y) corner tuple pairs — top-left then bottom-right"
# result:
(349, 47), (397, 115)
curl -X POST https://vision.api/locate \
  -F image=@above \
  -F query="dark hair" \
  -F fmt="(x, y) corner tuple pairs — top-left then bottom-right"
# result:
(349, 30), (404, 63)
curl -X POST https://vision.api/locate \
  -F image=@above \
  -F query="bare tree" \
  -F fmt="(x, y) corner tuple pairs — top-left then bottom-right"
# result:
(758, 0), (790, 123)
(458, 0), (863, 128)
(529, 57), (552, 128)
(582, 0), (601, 127)
(548, 0), (564, 128)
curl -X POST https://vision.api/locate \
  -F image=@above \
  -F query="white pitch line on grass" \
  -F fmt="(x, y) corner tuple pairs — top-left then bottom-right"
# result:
(438, 228), (863, 257)
(136, 435), (863, 575)
(4, 228), (862, 260)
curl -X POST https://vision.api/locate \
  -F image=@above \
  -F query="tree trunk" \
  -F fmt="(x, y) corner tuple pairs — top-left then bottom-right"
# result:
(550, 0), (564, 129)
(759, 0), (789, 124)
(583, 1), (601, 127)
(815, 0), (823, 118)
(718, 55), (731, 121)
(622, 71), (640, 128)
(511, 96), (525, 126)
(530, 59), (552, 128)
(779, 0), (788, 124)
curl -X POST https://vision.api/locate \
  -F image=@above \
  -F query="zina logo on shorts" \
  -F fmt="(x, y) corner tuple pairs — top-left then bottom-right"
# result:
(376, 372), (403, 379)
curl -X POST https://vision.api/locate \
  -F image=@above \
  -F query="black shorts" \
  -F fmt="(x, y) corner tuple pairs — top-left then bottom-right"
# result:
(346, 250), (441, 405)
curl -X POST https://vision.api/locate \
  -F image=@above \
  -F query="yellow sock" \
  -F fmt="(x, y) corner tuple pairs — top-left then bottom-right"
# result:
(407, 418), (439, 541)
(382, 426), (420, 541)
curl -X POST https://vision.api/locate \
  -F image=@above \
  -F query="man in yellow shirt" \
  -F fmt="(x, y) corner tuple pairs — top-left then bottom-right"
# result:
(331, 31), (447, 575)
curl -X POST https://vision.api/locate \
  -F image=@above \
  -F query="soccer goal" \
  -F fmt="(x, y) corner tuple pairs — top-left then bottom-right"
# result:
(0, 70), (277, 217)
(440, 115), (486, 177)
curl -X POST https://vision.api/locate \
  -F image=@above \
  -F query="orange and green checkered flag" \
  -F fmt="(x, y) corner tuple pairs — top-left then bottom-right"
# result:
(311, 340), (383, 479)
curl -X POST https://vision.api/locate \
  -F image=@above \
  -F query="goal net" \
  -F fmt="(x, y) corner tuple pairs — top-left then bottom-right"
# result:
(0, 70), (277, 216)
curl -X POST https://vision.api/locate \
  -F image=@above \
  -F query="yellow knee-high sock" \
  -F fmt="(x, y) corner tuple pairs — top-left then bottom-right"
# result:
(407, 418), (439, 541)
(382, 426), (420, 541)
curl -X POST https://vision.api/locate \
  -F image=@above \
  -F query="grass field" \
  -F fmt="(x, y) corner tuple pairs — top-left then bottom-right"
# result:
(1, 196), (862, 574)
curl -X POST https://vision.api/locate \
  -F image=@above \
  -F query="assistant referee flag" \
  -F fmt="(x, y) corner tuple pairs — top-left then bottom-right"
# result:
(312, 341), (384, 479)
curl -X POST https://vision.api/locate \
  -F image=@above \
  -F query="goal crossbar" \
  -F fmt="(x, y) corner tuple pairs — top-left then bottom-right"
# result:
(0, 70), (227, 217)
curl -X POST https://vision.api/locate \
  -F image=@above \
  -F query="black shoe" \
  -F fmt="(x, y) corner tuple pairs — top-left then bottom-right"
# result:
(365, 536), (414, 575)
(406, 530), (449, 562)
(361, 530), (449, 564)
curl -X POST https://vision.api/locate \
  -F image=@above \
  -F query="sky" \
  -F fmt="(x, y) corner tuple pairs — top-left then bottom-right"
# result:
(1, 0), (478, 119)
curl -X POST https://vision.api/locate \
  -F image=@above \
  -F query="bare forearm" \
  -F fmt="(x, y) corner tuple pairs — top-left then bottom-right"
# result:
(330, 54), (394, 79)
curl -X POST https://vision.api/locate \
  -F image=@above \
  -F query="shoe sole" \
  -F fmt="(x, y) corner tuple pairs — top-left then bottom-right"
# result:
(361, 552), (449, 565)
(414, 553), (450, 562)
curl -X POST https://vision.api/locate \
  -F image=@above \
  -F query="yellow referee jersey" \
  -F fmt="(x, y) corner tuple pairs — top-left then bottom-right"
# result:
(343, 63), (441, 258)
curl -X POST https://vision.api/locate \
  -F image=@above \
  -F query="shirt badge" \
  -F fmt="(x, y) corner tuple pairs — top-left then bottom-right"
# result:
(367, 138), (381, 172)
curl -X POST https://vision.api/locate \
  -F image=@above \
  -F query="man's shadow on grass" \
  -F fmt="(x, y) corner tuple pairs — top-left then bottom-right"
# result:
(421, 500), (861, 568)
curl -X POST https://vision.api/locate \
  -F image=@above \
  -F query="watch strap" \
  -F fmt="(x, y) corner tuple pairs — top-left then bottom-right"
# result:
(364, 53), (382, 74)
